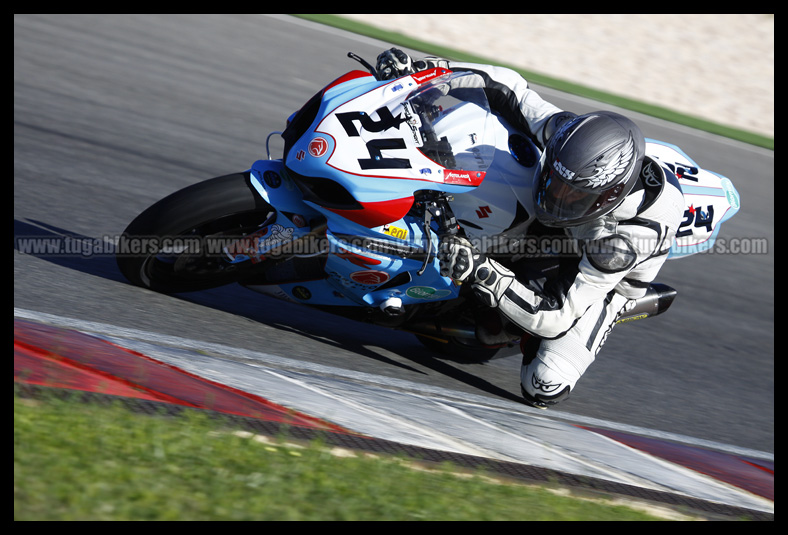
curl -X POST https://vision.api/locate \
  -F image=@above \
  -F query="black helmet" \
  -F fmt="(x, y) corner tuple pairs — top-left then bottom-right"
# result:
(534, 111), (645, 227)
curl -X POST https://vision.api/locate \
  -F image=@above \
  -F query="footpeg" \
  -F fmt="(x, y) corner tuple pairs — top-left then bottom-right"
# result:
(380, 296), (405, 316)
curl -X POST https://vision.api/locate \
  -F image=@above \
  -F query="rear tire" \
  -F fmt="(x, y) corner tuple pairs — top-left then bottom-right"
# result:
(116, 172), (274, 293)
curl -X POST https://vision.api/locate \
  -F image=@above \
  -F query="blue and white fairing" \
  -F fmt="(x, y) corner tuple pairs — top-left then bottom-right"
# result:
(645, 140), (741, 258)
(239, 68), (740, 309)
(242, 69), (540, 308)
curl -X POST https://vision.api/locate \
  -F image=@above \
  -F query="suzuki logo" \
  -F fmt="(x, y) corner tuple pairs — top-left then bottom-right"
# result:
(476, 206), (492, 218)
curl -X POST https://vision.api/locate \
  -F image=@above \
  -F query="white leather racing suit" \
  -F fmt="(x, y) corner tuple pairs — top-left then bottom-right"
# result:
(436, 60), (685, 406)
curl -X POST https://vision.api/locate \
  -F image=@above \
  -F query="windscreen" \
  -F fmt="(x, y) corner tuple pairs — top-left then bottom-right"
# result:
(400, 72), (496, 174)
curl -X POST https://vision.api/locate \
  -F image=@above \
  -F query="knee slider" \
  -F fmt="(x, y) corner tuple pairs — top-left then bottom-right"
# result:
(520, 349), (578, 408)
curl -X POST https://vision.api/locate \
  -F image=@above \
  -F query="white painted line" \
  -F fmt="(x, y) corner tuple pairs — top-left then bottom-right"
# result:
(262, 368), (502, 459)
(14, 307), (773, 462)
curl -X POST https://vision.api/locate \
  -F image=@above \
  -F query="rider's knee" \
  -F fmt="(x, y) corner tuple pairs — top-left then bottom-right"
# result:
(519, 355), (573, 408)
(519, 335), (590, 408)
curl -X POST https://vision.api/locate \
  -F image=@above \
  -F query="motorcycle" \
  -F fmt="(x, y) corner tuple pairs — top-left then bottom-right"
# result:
(116, 53), (741, 360)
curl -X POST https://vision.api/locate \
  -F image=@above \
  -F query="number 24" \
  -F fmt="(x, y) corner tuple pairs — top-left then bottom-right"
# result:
(677, 205), (714, 238)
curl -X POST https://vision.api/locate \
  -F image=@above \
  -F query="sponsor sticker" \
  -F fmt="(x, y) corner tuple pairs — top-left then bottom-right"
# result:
(308, 137), (329, 158)
(382, 224), (408, 240)
(349, 270), (390, 285)
(291, 214), (307, 228)
(292, 286), (312, 300)
(405, 286), (452, 300)
(263, 170), (281, 188)
(721, 177), (740, 210)
(336, 247), (382, 269)
(443, 169), (485, 186)
(410, 67), (450, 84)
(223, 223), (294, 263)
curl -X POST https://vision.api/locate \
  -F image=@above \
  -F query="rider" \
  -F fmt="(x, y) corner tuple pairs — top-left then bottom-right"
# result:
(376, 48), (685, 408)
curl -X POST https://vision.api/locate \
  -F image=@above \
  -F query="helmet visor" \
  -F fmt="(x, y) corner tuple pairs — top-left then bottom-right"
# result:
(535, 164), (626, 227)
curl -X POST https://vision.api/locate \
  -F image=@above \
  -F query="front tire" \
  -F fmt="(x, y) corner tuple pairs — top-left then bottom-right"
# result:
(116, 172), (274, 293)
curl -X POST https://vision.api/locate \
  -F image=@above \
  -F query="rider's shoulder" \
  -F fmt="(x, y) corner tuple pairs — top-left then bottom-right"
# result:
(635, 156), (685, 225)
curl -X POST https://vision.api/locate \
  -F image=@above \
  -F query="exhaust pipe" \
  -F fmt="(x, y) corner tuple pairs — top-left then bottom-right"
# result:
(616, 283), (677, 324)
(404, 283), (676, 341)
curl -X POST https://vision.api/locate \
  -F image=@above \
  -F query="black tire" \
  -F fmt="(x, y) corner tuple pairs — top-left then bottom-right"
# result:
(116, 172), (274, 293)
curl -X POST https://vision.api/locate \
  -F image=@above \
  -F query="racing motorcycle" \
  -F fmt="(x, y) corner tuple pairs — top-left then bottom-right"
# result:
(116, 53), (741, 359)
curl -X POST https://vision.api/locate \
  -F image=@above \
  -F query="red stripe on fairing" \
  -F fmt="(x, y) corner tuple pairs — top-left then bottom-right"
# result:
(326, 196), (414, 228)
(322, 70), (373, 93)
(322, 67), (451, 94)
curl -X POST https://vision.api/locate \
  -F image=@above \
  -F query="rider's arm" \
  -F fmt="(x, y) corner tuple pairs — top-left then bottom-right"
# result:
(375, 49), (564, 149)
(441, 228), (642, 339)
(499, 251), (631, 339)
(444, 216), (669, 340)
(497, 213), (679, 339)
(444, 61), (563, 149)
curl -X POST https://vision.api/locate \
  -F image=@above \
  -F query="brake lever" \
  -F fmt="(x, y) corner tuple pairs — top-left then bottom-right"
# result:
(417, 208), (434, 276)
(416, 196), (457, 276)
(347, 52), (378, 79)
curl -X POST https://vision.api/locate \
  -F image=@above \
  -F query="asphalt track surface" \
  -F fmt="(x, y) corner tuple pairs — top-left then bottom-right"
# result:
(14, 14), (773, 459)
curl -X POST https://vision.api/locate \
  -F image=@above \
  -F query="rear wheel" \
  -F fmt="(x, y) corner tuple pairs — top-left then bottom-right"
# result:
(117, 172), (274, 293)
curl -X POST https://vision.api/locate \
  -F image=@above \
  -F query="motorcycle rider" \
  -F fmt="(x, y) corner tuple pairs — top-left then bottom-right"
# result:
(376, 48), (685, 408)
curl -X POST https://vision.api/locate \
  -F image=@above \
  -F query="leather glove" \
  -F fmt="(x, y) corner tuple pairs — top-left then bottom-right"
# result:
(439, 237), (515, 307)
(376, 48), (415, 80)
(376, 48), (451, 80)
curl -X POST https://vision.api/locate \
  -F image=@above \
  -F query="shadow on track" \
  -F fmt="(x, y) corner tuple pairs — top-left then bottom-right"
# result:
(14, 217), (525, 405)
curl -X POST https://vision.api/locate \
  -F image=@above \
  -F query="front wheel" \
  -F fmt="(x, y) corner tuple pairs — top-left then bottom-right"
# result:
(116, 172), (274, 293)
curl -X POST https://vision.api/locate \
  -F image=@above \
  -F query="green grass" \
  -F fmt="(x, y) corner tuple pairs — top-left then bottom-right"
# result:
(14, 391), (671, 521)
(292, 14), (773, 151)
